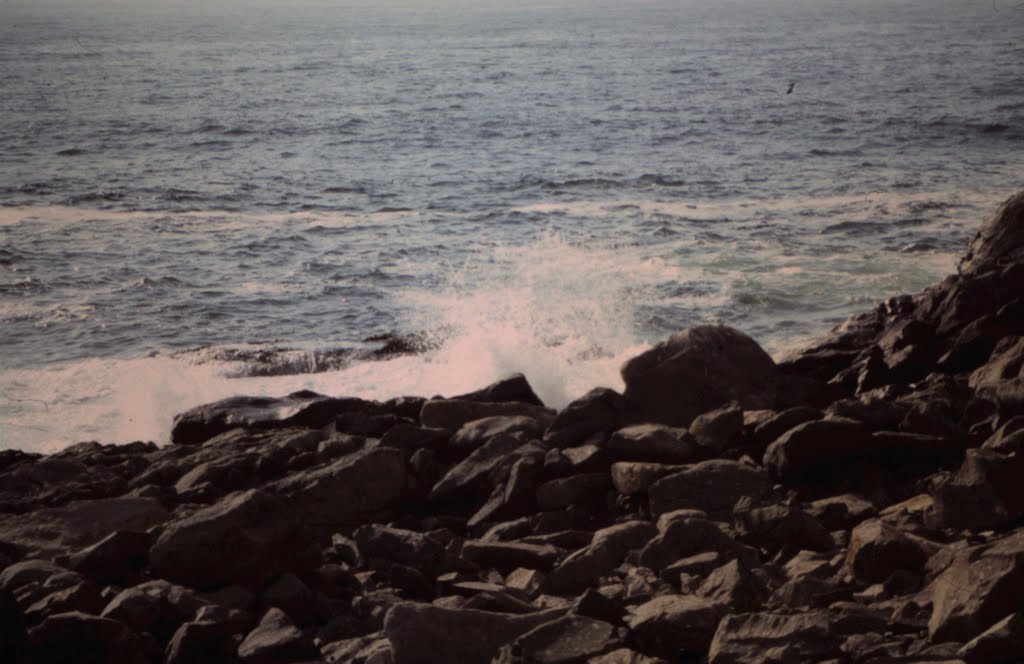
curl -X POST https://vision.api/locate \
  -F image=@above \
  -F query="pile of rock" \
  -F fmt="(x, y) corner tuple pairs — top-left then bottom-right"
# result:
(2, 191), (1024, 663)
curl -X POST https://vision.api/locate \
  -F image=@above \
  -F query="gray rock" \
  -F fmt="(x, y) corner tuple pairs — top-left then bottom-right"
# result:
(707, 611), (842, 664)
(805, 493), (877, 531)
(460, 540), (564, 572)
(606, 424), (695, 464)
(958, 612), (1024, 664)
(610, 462), (682, 495)
(762, 417), (874, 482)
(621, 325), (781, 428)
(639, 516), (757, 574)
(495, 615), (622, 663)
(26, 611), (149, 664)
(150, 489), (321, 590)
(272, 448), (407, 534)
(383, 602), (563, 664)
(429, 434), (534, 505)
(544, 388), (630, 449)
(689, 403), (744, 452)
(67, 530), (153, 585)
(452, 374), (545, 406)
(928, 529), (1024, 643)
(101, 579), (209, 641)
(648, 459), (774, 520)
(449, 416), (547, 458)
(844, 519), (932, 584)
(536, 473), (612, 511)
(171, 392), (379, 445)
(958, 189), (1024, 276)
(0, 497), (168, 557)
(696, 559), (768, 613)
(355, 525), (444, 573)
(626, 594), (721, 658)
(237, 607), (316, 663)
(420, 399), (554, 432)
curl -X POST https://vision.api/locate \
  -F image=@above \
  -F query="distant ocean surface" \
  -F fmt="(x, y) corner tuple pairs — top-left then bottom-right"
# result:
(1, 0), (1022, 452)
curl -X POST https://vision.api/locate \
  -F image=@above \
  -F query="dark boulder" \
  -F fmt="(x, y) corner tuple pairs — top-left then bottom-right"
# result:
(150, 489), (321, 590)
(383, 602), (564, 664)
(272, 447), (407, 535)
(621, 325), (782, 428)
(171, 392), (382, 445)
(648, 459), (775, 520)
(237, 607), (317, 663)
(452, 373), (545, 407)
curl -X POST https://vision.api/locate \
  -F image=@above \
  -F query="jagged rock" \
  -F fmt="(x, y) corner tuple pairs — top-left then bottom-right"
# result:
(260, 572), (327, 626)
(0, 559), (69, 594)
(733, 499), (833, 555)
(762, 417), (874, 482)
(419, 399), (555, 432)
(648, 459), (775, 520)
(544, 388), (631, 448)
(589, 648), (668, 664)
(626, 594), (721, 658)
(638, 516), (757, 573)
(749, 407), (822, 452)
(355, 525), (444, 574)
(164, 619), (239, 664)
(378, 423), (449, 455)
(957, 612), (1024, 664)
(0, 497), (168, 557)
(605, 424), (695, 464)
(972, 336), (1024, 413)
(494, 614), (622, 663)
(430, 434), (538, 505)
(548, 522), (655, 595)
(931, 448), (1024, 531)
(696, 559), (768, 612)
(67, 530), (153, 585)
(321, 633), (393, 664)
(23, 580), (105, 623)
(272, 448), (407, 534)
(453, 374), (545, 406)
(536, 473), (611, 510)
(237, 607), (316, 663)
(101, 579), (210, 642)
(171, 392), (380, 445)
(928, 529), (1024, 643)
(26, 611), (152, 664)
(383, 602), (563, 664)
(610, 462), (682, 495)
(958, 190), (1024, 276)
(707, 611), (842, 664)
(805, 493), (878, 531)
(460, 540), (564, 572)
(844, 519), (933, 584)
(468, 455), (540, 528)
(690, 403), (744, 452)
(621, 325), (781, 428)
(449, 416), (546, 458)
(150, 489), (321, 590)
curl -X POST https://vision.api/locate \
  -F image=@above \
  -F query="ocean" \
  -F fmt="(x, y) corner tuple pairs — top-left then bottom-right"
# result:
(1, 0), (1022, 452)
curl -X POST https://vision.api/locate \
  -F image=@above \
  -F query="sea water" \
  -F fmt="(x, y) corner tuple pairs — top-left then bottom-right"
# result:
(1, 0), (1023, 452)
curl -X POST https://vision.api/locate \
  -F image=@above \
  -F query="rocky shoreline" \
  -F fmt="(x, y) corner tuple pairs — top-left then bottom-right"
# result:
(2, 191), (1024, 663)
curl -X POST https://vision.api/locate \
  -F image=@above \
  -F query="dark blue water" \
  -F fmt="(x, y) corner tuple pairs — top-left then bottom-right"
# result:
(1, 0), (1023, 451)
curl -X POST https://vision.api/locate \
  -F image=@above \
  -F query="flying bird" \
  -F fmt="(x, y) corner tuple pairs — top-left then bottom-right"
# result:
(786, 82), (795, 94)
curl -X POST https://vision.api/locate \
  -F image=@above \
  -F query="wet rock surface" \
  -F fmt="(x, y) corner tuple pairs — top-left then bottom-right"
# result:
(2, 192), (1024, 662)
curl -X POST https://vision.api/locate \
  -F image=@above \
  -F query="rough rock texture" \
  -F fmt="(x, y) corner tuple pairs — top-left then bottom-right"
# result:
(621, 325), (782, 427)
(150, 489), (321, 589)
(5, 191), (1024, 664)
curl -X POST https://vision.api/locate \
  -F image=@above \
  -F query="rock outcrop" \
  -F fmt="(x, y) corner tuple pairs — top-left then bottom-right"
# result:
(2, 190), (1023, 663)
